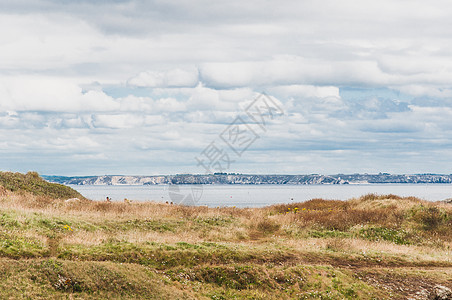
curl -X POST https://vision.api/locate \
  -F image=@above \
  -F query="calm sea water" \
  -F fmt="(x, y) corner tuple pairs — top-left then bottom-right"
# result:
(69, 184), (452, 208)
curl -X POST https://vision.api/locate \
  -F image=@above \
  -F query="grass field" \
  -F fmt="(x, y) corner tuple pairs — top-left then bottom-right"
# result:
(0, 172), (451, 299)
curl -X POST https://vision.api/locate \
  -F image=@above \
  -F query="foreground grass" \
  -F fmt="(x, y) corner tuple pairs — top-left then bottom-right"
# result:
(0, 185), (451, 299)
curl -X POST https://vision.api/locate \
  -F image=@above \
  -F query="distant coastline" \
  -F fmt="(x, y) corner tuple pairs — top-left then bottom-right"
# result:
(43, 173), (452, 185)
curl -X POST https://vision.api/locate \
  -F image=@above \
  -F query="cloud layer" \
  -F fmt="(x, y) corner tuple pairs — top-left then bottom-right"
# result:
(1, 0), (452, 175)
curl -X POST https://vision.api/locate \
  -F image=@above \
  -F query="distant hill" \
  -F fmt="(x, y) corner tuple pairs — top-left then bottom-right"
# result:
(0, 171), (84, 199)
(43, 173), (452, 185)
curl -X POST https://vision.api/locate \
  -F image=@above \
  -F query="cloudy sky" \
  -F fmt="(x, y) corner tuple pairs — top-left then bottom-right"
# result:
(1, 0), (452, 176)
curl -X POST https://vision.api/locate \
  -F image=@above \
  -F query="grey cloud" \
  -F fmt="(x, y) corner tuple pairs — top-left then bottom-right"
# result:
(3, 0), (450, 38)
(2, 0), (452, 175)
(359, 119), (424, 133)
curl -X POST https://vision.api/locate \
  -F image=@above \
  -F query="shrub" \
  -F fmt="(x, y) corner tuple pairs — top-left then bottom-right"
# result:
(295, 208), (403, 231)
(270, 199), (348, 214)
(358, 227), (412, 245)
(408, 205), (449, 231)
(256, 219), (280, 234)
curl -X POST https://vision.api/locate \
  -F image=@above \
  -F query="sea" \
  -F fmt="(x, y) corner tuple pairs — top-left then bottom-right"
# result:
(69, 184), (452, 208)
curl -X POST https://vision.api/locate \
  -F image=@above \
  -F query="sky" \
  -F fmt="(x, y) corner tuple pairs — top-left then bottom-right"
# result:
(1, 0), (452, 176)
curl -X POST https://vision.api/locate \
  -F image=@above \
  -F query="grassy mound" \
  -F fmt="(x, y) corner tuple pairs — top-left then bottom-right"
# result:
(0, 190), (451, 298)
(0, 171), (83, 200)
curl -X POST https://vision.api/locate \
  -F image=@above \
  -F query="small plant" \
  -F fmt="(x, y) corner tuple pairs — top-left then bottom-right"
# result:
(309, 230), (351, 239)
(63, 224), (73, 232)
(54, 274), (81, 292)
(326, 238), (348, 251)
(195, 216), (234, 226)
(256, 218), (280, 234)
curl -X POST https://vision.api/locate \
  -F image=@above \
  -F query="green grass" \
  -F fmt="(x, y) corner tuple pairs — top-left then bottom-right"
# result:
(407, 204), (451, 230)
(0, 232), (46, 258)
(57, 241), (295, 270)
(0, 171), (83, 199)
(194, 216), (235, 226)
(0, 258), (392, 300)
(0, 259), (194, 299)
(358, 227), (412, 245)
(309, 230), (352, 239)
(0, 175), (451, 298)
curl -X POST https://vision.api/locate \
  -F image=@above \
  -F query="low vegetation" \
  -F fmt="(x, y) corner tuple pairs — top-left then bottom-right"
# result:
(0, 174), (451, 299)
(0, 171), (84, 199)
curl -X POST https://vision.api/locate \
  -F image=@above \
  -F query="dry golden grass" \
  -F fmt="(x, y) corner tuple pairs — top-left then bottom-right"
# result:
(0, 190), (451, 299)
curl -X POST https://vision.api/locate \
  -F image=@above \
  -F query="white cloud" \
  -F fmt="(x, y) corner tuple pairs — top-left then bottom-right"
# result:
(153, 97), (187, 112)
(395, 85), (452, 99)
(92, 114), (140, 129)
(127, 68), (199, 88)
(0, 76), (119, 112)
(269, 85), (340, 99)
(2, 0), (452, 174)
(199, 58), (394, 88)
(0, 13), (107, 72)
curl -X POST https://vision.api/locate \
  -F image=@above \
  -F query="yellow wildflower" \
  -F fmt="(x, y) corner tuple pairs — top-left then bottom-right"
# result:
(63, 225), (73, 231)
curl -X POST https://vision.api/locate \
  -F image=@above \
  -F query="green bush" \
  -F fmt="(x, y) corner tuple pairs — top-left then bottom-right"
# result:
(408, 205), (449, 231)
(358, 227), (411, 245)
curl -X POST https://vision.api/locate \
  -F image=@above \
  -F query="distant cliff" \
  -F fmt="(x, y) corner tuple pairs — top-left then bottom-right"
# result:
(43, 173), (452, 185)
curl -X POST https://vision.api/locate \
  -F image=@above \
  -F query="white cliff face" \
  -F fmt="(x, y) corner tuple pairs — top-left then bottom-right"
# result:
(61, 175), (173, 185)
(44, 173), (452, 186)
(140, 176), (166, 184)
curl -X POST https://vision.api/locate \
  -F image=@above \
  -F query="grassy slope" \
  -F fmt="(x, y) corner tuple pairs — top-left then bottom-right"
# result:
(0, 176), (451, 299)
(0, 171), (84, 200)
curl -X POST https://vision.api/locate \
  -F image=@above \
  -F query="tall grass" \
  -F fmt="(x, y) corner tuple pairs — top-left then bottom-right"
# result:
(0, 183), (451, 298)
